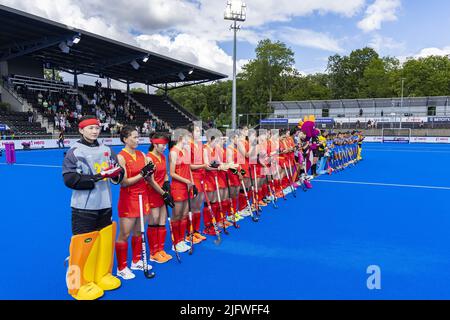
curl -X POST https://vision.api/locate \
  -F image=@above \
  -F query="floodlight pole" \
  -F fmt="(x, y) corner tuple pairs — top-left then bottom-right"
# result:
(400, 78), (404, 129)
(231, 20), (238, 130)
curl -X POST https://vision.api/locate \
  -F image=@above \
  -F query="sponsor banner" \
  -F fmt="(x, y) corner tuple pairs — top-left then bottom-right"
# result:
(288, 118), (334, 124)
(428, 117), (450, 123)
(0, 137), (146, 150)
(0, 124), (10, 131)
(365, 136), (450, 144)
(260, 118), (289, 124)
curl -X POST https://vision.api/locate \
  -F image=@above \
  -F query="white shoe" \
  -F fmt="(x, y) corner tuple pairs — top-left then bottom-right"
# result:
(239, 208), (251, 217)
(116, 267), (135, 280)
(180, 241), (191, 252)
(172, 241), (190, 253)
(130, 260), (153, 271)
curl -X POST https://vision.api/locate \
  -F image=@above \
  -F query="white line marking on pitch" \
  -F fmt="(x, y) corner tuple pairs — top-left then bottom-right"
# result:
(0, 163), (61, 168)
(365, 149), (450, 154)
(314, 179), (450, 191)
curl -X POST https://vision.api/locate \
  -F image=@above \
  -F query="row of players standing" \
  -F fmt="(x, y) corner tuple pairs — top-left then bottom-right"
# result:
(63, 115), (362, 300)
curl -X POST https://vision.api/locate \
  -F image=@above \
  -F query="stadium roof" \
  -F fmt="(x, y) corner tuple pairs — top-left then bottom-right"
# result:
(269, 96), (450, 110)
(0, 5), (227, 87)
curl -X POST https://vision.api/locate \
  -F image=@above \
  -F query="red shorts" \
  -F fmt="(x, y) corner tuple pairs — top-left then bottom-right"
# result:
(192, 173), (205, 193)
(203, 174), (218, 193)
(217, 171), (227, 189)
(171, 187), (188, 202)
(228, 170), (241, 187)
(241, 162), (250, 178)
(148, 188), (164, 209)
(118, 193), (150, 218)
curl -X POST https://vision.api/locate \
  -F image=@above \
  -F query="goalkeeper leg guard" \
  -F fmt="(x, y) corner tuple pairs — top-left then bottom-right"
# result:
(95, 222), (121, 291)
(66, 231), (104, 300)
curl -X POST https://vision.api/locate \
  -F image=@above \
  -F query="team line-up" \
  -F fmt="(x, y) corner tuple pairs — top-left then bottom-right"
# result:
(63, 115), (365, 300)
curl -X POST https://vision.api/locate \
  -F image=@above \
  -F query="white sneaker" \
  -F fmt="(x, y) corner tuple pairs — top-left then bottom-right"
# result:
(172, 241), (190, 253)
(116, 267), (135, 280)
(239, 208), (251, 217)
(130, 260), (153, 271)
(180, 241), (191, 252)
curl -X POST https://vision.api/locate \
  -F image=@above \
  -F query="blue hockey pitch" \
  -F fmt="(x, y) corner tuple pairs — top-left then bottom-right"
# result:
(1, 143), (450, 300)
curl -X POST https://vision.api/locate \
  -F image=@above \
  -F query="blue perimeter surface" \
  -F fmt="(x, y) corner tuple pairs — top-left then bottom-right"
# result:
(0, 143), (449, 300)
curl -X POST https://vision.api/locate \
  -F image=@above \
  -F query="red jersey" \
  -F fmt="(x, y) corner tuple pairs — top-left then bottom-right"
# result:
(147, 151), (166, 187)
(118, 149), (149, 217)
(147, 151), (166, 208)
(170, 146), (191, 190)
(190, 141), (205, 179)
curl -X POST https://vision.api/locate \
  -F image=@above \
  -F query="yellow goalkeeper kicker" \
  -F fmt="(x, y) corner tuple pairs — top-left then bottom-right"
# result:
(67, 231), (104, 300)
(95, 222), (121, 291)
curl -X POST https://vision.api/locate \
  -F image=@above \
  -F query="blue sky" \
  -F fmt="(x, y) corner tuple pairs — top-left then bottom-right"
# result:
(218, 0), (450, 74)
(1, 0), (449, 82)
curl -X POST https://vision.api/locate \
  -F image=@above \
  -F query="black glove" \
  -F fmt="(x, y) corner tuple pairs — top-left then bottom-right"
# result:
(240, 169), (246, 176)
(162, 192), (174, 208)
(230, 168), (239, 175)
(140, 162), (155, 178)
(192, 185), (199, 198)
(162, 181), (170, 193)
(209, 160), (220, 169)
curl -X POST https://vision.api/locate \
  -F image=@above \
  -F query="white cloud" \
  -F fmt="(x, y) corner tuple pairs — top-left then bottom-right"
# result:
(136, 33), (247, 77)
(395, 46), (450, 65)
(368, 34), (405, 52)
(0, 0), (367, 80)
(278, 27), (343, 53)
(358, 0), (401, 32)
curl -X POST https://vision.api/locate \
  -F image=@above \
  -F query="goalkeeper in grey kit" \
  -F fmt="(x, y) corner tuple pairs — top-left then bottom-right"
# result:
(62, 115), (125, 300)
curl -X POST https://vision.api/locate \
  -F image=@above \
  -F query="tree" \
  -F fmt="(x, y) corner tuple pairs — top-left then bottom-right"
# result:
(44, 69), (63, 81)
(130, 87), (146, 94)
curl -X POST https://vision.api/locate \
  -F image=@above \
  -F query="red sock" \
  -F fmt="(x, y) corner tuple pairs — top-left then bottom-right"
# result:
(146, 227), (158, 256)
(211, 202), (221, 223)
(171, 220), (181, 245)
(232, 197), (238, 213)
(180, 217), (188, 241)
(203, 205), (212, 227)
(157, 226), (167, 252)
(193, 212), (201, 232)
(131, 235), (142, 263)
(262, 184), (269, 198)
(238, 193), (247, 211)
(115, 241), (128, 271)
(221, 200), (230, 217)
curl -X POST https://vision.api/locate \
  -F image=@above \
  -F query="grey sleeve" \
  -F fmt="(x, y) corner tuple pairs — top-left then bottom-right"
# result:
(62, 148), (96, 190)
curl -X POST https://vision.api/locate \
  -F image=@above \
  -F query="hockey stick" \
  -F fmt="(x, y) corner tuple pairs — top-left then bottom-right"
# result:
(214, 176), (229, 235)
(165, 203), (181, 263)
(186, 186), (194, 255)
(240, 179), (259, 222)
(201, 181), (222, 245)
(225, 172), (240, 228)
(138, 194), (156, 279)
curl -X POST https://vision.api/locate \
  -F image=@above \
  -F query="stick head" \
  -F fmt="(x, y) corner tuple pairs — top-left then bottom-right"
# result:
(144, 270), (156, 279)
(213, 236), (222, 245)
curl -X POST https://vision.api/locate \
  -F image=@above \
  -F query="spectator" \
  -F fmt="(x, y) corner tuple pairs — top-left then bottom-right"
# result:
(359, 108), (363, 116)
(381, 110), (384, 117)
(37, 92), (43, 105)
(27, 109), (33, 123)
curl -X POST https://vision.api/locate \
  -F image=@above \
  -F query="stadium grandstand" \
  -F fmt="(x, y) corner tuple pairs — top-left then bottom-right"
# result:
(0, 4), (226, 141)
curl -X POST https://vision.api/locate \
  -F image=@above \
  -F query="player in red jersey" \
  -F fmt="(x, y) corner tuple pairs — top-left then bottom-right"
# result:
(187, 123), (208, 243)
(115, 126), (155, 280)
(169, 130), (195, 253)
(146, 132), (175, 264)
